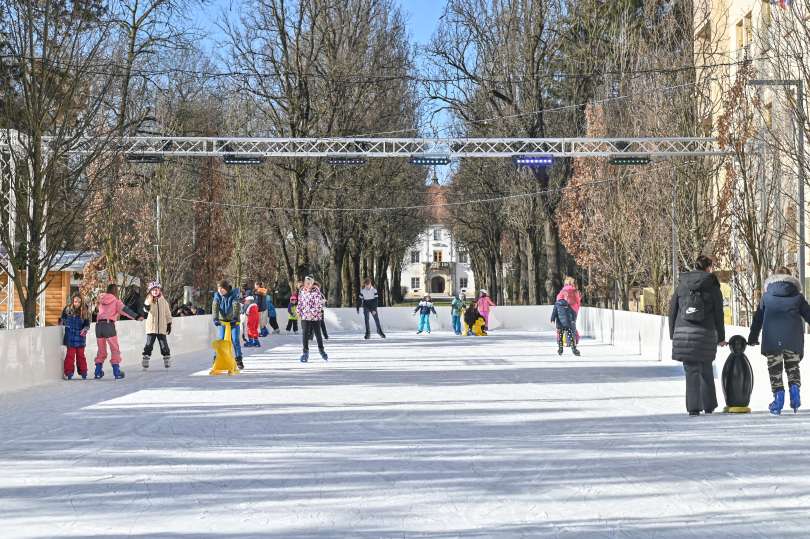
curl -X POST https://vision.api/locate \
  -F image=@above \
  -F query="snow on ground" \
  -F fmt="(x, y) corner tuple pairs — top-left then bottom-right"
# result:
(1, 330), (810, 539)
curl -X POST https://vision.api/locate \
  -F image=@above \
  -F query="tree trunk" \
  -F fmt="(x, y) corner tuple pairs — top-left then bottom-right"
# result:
(543, 220), (562, 299)
(525, 231), (540, 305)
(328, 243), (345, 307)
(342, 255), (353, 307)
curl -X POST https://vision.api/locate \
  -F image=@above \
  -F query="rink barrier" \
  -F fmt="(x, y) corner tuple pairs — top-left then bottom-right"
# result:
(0, 305), (793, 400)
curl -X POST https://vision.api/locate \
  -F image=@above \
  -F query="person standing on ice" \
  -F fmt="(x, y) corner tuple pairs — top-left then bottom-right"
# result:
(669, 255), (727, 416)
(450, 292), (466, 336)
(142, 281), (173, 369)
(551, 297), (580, 356)
(747, 267), (810, 415)
(59, 294), (91, 380)
(243, 295), (261, 347)
(94, 284), (141, 380)
(212, 280), (244, 370)
(414, 294), (437, 335)
(358, 277), (386, 339)
(557, 276), (582, 343)
(476, 289), (495, 330)
(299, 276), (328, 362)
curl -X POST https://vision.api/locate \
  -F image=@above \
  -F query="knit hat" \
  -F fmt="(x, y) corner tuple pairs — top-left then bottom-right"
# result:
(480, 288), (488, 295)
(290, 294), (298, 302)
(148, 281), (162, 292)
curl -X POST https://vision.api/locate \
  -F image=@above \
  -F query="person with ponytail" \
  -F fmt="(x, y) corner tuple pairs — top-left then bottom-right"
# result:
(669, 255), (727, 416)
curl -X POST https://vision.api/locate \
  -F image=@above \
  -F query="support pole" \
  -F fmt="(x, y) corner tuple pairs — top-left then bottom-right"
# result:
(797, 81), (806, 291)
(156, 194), (162, 283)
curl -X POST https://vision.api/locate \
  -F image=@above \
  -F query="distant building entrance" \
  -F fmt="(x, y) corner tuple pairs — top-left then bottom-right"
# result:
(431, 276), (445, 294)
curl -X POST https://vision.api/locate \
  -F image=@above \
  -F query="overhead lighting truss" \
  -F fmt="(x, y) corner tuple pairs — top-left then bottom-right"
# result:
(74, 136), (727, 159)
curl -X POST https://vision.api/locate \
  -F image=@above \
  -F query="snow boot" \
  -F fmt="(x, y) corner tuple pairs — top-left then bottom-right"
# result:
(163, 355), (171, 369)
(94, 363), (104, 379)
(254, 339), (261, 347)
(80, 372), (87, 380)
(769, 389), (785, 415)
(235, 357), (244, 370)
(789, 384), (801, 413)
(112, 364), (125, 379)
(300, 353), (309, 363)
(142, 355), (150, 369)
(320, 351), (328, 361)
(260, 327), (269, 337)
(62, 373), (73, 380)
(689, 411), (700, 417)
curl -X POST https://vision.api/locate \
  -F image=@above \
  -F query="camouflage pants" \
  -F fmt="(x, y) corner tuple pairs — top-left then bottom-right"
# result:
(766, 350), (801, 392)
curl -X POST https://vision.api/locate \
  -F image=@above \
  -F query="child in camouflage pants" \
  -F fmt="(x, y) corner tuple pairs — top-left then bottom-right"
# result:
(766, 350), (801, 394)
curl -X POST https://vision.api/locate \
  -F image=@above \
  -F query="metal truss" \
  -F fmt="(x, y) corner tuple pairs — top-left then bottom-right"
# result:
(105, 136), (729, 158)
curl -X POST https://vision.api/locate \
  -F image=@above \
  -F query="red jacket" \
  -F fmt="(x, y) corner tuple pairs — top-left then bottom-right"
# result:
(246, 303), (260, 339)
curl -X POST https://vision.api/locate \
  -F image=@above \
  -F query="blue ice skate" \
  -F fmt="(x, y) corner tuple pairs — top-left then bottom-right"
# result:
(94, 363), (104, 379)
(320, 351), (328, 361)
(769, 389), (785, 415)
(300, 353), (309, 363)
(789, 384), (801, 413)
(112, 364), (125, 379)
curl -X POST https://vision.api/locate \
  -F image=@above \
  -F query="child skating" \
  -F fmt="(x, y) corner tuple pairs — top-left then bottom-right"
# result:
(463, 303), (487, 336)
(94, 284), (141, 379)
(476, 289), (495, 331)
(551, 298), (580, 356)
(244, 296), (261, 347)
(298, 276), (327, 362)
(267, 294), (280, 334)
(286, 295), (299, 333)
(358, 277), (386, 339)
(212, 280), (244, 370)
(451, 293), (466, 336)
(59, 294), (91, 380)
(142, 281), (173, 369)
(414, 295), (437, 334)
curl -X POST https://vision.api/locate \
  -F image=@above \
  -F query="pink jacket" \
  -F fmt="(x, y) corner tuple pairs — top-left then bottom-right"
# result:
(297, 288), (325, 321)
(556, 284), (582, 313)
(476, 295), (495, 314)
(96, 293), (136, 322)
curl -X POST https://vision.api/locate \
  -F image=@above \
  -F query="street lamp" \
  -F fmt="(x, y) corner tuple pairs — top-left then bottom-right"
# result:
(748, 79), (806, 288)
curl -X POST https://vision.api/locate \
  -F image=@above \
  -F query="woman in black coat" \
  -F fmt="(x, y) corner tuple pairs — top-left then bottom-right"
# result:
(669, 255), (727, 416)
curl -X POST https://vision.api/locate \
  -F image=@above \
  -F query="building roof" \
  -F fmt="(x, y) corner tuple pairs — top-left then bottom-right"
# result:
(427, 179), (448, 224)
(0, 249), (98, 273)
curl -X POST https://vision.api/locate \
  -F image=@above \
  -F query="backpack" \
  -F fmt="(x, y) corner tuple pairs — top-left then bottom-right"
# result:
(682, 286), (705, 323)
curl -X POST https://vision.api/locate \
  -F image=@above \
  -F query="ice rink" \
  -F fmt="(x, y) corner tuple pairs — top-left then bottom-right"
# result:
(2, 330), (810, 538)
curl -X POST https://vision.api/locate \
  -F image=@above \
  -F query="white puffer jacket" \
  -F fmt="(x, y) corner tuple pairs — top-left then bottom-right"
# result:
(144, 295), (172, 335)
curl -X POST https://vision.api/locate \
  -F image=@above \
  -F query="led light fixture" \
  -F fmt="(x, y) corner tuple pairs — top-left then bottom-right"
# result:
(327, 155), (367, 166)
(512, 155), (554, 167)
(409, 154), (451, 166)
(126, 153), (164, 164)
(223, 154), (265, 165)
(608, 155), (651, 166)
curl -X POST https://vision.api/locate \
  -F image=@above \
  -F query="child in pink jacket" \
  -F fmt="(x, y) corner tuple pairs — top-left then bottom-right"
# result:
(476, 289), (496, 330)
(94, 284), (140, 379)
(556, 277), (583, 343)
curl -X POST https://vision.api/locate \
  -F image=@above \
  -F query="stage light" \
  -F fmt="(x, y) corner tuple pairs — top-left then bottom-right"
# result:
(409, 154), (451, 166)
(223, 154), (265, 165)
(608, 155), (651, 166)
(126, 153), (164, 164)
(327, 155), (367, 166)
(512, 155), (554, 167)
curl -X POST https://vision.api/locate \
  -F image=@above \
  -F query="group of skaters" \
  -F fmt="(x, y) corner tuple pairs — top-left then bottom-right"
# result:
(59, 281), (173, 380)
(670, 255), (810, 416)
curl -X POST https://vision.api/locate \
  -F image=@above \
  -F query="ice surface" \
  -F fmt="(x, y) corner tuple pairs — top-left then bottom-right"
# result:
(1, 330), (809, 538)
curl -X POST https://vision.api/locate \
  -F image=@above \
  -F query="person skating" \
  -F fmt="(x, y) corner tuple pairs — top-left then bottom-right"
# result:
(286, 295), (299, 333)
(748, 267), (810, 415)
(669, 255), (727, 416)
(476, 289), (496, 331)
(212, 280), (244, 370)
(59, 294), (91, 380)
(243, 295), (261, 347)
(266, 294), (281, 334)
(358, 277), (386, 339)
(298, 276), (327, 362)
(451, 293), (466, 336)
(253, 282), (269, 336)
(551, 298), (580, 356)
(414, 295), (437, 335)
(557, 276), (582, 344)
(142, 281), (173, 369)
(463, 303), (487, 336)
(94, 284), (141, 380)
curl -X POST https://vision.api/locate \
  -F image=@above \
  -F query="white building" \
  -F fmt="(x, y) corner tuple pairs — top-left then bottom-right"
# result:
(399, 180), (476, 299)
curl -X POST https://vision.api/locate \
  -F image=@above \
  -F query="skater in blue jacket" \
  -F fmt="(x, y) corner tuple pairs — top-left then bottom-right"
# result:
(551, 298), (580, 356)
(414, 295), (437, 334)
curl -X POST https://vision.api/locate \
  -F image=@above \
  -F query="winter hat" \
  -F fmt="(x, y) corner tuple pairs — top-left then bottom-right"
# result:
(244, 295), (255, 304)
(148, 281), (162, 292)
(290, 294), (298, 302)
(480, 289), (488, 295)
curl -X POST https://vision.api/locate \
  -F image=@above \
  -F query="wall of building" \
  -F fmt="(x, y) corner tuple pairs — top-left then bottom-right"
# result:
(399, 224), (476, 298)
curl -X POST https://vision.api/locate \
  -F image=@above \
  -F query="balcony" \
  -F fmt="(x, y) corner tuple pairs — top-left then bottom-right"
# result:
(424, 261), (451, 272)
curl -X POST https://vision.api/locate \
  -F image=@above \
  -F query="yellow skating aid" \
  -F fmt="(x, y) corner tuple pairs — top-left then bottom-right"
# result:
(723, 406), (751, 413)
(210, 322), (240, 376)
(472, 318), (487, 336)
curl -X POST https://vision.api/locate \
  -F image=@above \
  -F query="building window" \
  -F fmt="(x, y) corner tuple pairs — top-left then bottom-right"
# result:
(433, 228), (441, 241)
(744, 12), (753, 44)
(411, 277), (420, 290)
(735, 20), (744, 50)
(762, 0), (771, 27)
(410, 250), (420, 263)
(433, 250), (443, 263)
(457, 250), (468, 263)
(459, 278), (468, 289)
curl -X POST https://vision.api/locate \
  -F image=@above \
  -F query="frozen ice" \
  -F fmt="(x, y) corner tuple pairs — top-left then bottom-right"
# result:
(1, 330), (809, 538)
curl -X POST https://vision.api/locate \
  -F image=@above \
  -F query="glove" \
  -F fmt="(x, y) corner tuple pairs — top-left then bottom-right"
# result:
(747, 339), (759, 346)
(213, 319), (221, 327)
(80, 329), (88, 337)
(231, 319), (240, 327)
(167, 323), (172, 335)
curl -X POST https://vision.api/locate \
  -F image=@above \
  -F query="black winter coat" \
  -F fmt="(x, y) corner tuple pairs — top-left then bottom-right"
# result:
(748, 274), (810, 357)
(551, 299), (576, 330)
(669, 271), (725, 363)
